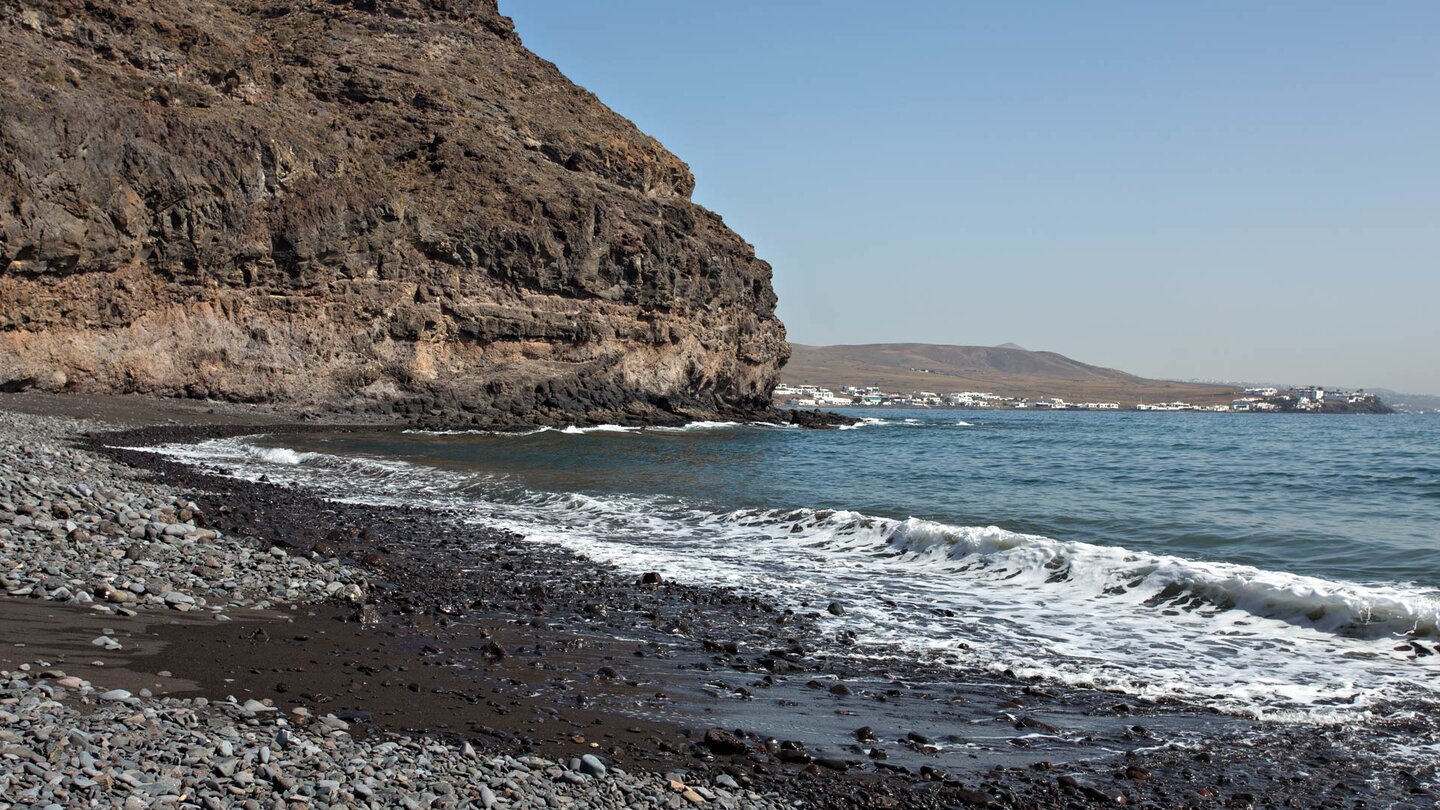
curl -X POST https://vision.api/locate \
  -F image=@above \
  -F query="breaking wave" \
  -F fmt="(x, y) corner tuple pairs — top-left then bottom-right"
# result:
(404, 421), (751, 436)
(245, 446), (313, 465)
(732, 509), (1440, 641)
(647, 421), (744, 433)
(124, 434), (1440, 724)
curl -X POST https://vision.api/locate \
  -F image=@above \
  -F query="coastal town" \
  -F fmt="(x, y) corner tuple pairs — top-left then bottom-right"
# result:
(774, 383), (1391, 413)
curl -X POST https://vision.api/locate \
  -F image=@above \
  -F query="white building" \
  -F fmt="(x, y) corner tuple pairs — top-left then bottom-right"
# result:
(1138, 401), (1199, 411)
(774, 383), (853, 406)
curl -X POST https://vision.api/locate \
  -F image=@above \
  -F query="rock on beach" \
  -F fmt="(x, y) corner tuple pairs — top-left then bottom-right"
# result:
(0, 409), (796, 810)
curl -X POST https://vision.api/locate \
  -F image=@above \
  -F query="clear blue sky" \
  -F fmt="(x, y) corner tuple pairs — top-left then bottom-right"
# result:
(501, 2), (1440, 394)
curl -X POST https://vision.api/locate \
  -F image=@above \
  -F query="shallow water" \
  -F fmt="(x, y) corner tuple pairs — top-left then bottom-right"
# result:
(138, 409), (1440, 736)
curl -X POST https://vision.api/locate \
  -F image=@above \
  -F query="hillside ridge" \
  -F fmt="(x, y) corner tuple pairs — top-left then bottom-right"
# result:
(0, 0), (787, 426)
(784, 343), (1239, 405)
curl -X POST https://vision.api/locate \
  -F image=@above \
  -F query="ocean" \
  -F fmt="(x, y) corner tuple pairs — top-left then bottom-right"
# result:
(140, 409), (1440, 744)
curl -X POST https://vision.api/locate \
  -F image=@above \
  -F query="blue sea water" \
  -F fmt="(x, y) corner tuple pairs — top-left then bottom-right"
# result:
(141, 409), (1440, 728)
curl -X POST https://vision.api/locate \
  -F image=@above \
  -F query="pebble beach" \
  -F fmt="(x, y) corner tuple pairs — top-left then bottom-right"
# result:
(0, 409), (793, 809)
(2, 397), (1437, 810)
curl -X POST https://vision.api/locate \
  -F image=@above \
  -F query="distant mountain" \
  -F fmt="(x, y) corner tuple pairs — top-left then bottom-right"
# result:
(1370, 389), (1440, 411)
(783, 343), (1239, 405)
(995, 342), (1027, 350)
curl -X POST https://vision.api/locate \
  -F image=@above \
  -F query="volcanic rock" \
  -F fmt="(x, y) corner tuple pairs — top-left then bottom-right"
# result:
(0, 0), (788, 426)
(702, 728), (749, 755)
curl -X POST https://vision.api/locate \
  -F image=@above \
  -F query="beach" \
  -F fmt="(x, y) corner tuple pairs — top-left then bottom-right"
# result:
(1, 393), (1435, 808)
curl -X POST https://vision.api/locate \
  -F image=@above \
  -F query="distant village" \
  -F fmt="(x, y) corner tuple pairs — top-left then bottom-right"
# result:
(773, 384), (1390, 414)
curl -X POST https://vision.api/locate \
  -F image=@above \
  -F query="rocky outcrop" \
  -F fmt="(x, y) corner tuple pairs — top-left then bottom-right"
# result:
(0, 0), (788, 424)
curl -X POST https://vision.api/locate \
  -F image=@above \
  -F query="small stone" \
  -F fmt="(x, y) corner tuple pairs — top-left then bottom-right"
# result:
(164, 590), (196, 608)
(920, 764), (949, 781)
(578, 753), (606, 777)
(1015, 716), (1060, 733)
(953, 787), (998, 806)
(702, 728), (748, 755)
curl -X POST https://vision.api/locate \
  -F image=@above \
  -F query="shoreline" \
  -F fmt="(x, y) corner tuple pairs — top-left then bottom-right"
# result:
(778, 404), (1400, 415)
(2, 392), (1435, 808)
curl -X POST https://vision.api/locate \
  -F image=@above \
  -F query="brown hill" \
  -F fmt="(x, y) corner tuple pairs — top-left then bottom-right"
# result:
(0, 0), (786, 426)
(783, 344), (1238, 405)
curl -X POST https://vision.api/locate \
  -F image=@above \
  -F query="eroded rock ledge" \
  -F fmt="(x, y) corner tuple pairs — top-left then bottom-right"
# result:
(0, 0), (788, 425)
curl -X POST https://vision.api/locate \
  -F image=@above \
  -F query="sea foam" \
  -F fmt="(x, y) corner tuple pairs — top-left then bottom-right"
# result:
(127, 434), (1440, 726)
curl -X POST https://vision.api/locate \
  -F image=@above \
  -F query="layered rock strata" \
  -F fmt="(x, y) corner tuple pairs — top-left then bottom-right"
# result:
(0, 0), (788, 424)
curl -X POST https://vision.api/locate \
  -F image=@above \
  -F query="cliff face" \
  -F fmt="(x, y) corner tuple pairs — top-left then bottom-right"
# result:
(0, 0), (788, 424)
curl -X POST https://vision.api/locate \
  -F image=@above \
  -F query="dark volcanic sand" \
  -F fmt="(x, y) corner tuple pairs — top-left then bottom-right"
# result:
(58, 409), (1439, 809)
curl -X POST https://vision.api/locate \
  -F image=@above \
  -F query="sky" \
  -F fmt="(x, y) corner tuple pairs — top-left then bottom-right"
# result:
(501, 2), (1440, 394)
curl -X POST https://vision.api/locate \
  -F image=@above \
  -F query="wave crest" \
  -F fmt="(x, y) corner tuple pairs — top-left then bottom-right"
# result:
(732, 509), (1440, 640)
(125, 434), (1440, 725)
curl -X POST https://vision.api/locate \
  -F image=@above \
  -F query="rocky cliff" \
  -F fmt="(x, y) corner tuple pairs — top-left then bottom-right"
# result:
(0, 0), (788, 424)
